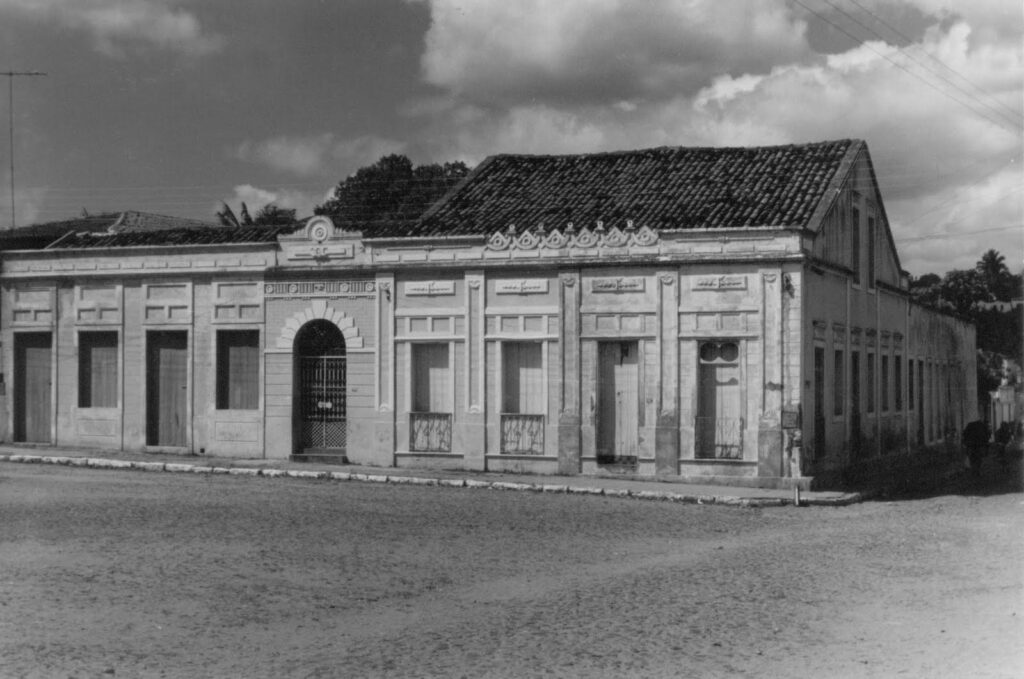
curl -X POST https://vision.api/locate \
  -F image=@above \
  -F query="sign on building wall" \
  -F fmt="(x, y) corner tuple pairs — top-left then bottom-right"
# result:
(590, 277), (645, 293)
(495, 279), (549, 295)
(405, 281), (456, 296)
(264, 280), (376, 298)
(694, 276), (747, 291)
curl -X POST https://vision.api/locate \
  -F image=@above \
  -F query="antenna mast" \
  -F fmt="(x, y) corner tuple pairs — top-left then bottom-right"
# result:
(2, 70), (46, 229)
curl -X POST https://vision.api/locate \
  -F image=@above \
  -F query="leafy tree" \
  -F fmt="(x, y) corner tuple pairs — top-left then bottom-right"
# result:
(910, 250), (1023, 410)
(314, 154), (471, 235)
(253, 204), (297, 226)
(939, 268), (992, 315)
(216, 202), (296, 227)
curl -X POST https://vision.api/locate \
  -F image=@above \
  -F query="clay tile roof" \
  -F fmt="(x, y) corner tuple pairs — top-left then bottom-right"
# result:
(395, 139), (857, 238)
(47, 224), (295, 249)
(0, 211), (228, 250)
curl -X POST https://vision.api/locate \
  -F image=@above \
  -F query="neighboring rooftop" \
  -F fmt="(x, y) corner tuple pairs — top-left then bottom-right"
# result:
(404, 139), (858, 238)
(3, 140), (862, 249)
(0, 211), (298, 250)
(0, 211), (222, 250)
(48, 224), (295, 249)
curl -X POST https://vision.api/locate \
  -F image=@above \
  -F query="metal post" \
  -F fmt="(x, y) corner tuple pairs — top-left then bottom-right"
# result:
(2, 70), (46, 229)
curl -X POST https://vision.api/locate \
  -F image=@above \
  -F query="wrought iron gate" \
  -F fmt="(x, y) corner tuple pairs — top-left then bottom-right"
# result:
(299, 355), (347, 451)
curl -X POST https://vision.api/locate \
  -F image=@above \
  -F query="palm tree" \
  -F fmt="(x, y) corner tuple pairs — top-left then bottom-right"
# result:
(977, 249), (1014, 301)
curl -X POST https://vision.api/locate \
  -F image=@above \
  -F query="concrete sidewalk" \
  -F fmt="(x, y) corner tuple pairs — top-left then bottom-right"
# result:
(0, 444), (868, 507)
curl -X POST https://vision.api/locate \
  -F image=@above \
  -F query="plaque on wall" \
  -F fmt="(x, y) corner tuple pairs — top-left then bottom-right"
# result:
(495, 279), (549, 294)
(694, 275), (747, 291)
(405, 281), (456, 296)
(264, 280), (375, 297)
(285, 243), (354, 261)
(590, 277), (645, 293)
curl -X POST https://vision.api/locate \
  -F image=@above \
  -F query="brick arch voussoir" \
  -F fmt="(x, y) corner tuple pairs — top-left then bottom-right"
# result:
(275, 300), (363, 350)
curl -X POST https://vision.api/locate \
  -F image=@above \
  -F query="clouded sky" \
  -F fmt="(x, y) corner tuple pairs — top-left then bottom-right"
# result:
(1, 0), (1020, 275)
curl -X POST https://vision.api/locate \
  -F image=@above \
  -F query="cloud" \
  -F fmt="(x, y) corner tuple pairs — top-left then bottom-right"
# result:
(419, 0), (811, 106)
(222, 184), (326, 221)
(0, 0), (223, 57)
(409, 11), (1021, 275)
(236, 134), (407, 177)
(0, 170), (47, 229)
(889, 164), (1024, 275)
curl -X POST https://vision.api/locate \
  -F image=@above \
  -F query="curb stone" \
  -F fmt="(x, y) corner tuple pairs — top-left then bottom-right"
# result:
(568, 486), (604, 496)
(439, 478), (466, 488)
(0, 454), (862, 507)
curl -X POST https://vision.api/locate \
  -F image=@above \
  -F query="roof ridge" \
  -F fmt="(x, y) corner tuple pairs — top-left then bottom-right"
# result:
(484, 138), (859, 161)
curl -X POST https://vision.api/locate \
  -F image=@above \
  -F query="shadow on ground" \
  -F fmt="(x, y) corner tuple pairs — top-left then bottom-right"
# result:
(881, 453), (1023, 501)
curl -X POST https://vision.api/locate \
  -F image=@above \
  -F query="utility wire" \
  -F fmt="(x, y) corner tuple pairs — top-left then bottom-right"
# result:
(792, 0), (1022, 135)
(820, 0), (1023, 130)
(895, 224), (1020, 243)
(842, 0), (1023, 124)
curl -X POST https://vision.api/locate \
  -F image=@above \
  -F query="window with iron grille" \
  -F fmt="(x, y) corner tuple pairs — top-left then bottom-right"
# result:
(79, 331), (118, 408)
(410, 343), (452, 452)
(216, 330), (259, 410)
(501, 342), (544, 454)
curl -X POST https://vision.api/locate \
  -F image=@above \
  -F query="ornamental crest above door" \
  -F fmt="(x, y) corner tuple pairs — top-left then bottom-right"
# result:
(278, 216), (362, 264)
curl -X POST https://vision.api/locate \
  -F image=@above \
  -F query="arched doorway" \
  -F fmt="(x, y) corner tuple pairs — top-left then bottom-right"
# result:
(294, 319), (347, 458)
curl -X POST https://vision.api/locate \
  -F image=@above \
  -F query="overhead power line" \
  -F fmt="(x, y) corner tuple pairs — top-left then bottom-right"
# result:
(842, 0), (1024, 125)
(792, 0), (1023, 136)
(821, 0), (1023, 130)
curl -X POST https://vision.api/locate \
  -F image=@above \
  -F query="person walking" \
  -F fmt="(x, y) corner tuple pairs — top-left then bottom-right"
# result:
(962, 420), (990, 479)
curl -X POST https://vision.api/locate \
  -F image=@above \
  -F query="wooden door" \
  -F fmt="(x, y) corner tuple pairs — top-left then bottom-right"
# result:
(14, 333), (52, 443)
(147, 331), (188, 447)
(597, 341), (639, 462)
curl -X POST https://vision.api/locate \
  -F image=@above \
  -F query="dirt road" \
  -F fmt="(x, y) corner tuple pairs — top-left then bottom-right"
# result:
(0, 464), (1020, 678)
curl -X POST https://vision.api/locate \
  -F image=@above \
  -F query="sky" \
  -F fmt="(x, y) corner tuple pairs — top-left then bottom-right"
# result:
(0, 0), (1021, 277)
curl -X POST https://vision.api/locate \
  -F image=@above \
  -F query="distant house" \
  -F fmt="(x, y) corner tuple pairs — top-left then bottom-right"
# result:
(0, 141), (976, 489)
(977, 299), (1023, 313)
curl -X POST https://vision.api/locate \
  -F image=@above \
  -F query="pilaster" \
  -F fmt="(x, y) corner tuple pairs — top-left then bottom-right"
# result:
(655, 270), (679, 474)
(557, 271), (581, 474)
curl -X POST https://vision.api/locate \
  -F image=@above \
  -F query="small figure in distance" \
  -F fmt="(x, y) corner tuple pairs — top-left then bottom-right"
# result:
(962, 420), (990, 480)
(994, 421), (1014, 471)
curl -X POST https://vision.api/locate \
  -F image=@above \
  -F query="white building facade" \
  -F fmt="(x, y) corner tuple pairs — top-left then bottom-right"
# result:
(0, 140), (976, 488)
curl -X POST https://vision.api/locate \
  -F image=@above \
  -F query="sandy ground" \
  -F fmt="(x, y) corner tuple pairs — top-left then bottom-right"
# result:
(0, 462), (1021, 679)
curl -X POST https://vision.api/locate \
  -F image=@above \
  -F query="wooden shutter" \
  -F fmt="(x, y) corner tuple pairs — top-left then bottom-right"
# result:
(502, 342), (543, 414)
(79, 332), (118, 408)
(217, 330), (259, 410)
(413, 343), (450, 413)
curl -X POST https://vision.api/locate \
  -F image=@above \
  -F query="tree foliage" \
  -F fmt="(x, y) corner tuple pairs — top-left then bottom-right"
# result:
(911, 250), (1023, 402)
(314, 154), (471, 235)
(216, 202), (296, 227)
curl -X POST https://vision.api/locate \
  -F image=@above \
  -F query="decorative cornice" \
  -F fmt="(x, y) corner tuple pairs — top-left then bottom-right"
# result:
(485, 222), (658, 252)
